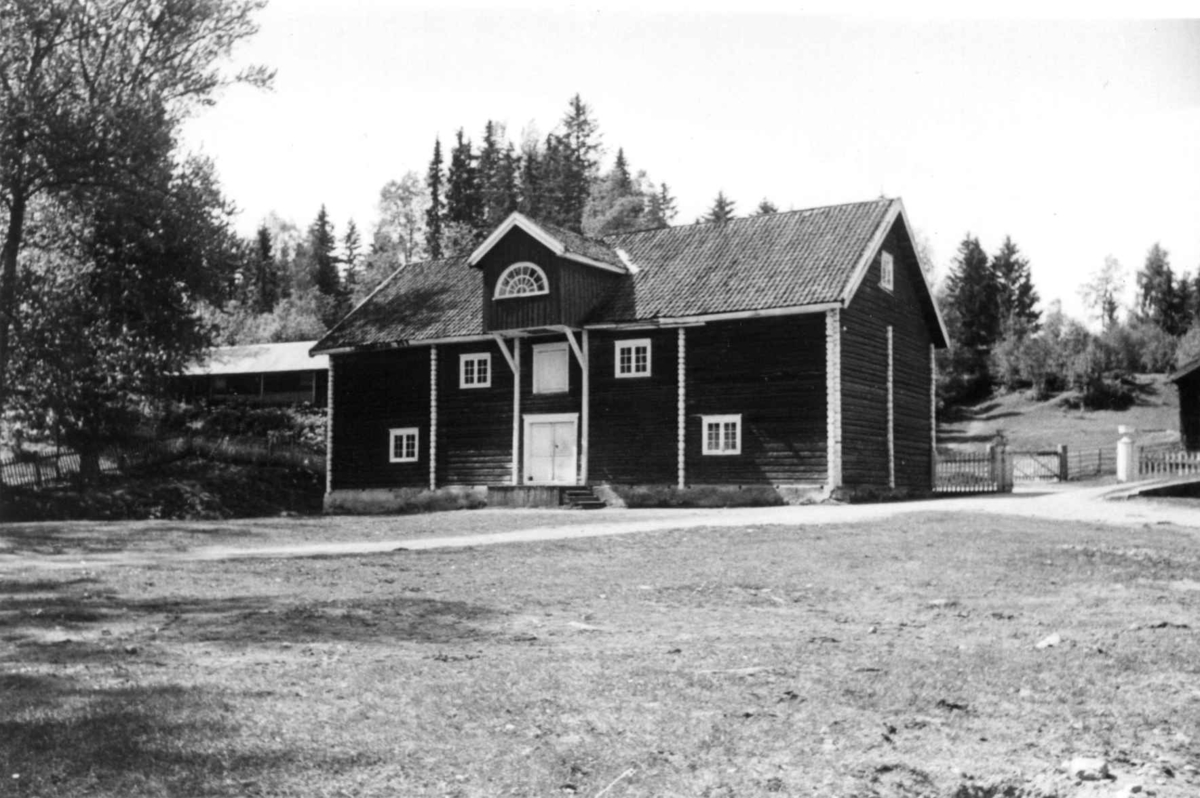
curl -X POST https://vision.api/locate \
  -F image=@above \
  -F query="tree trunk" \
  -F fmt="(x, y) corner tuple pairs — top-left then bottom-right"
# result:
(0, 189), (29, 409)
(77, 444), (102, 491)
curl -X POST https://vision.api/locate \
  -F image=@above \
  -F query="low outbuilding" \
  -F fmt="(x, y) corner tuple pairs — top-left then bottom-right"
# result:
(177, 340), (329, 406)
(1169, 356), (1200, 450)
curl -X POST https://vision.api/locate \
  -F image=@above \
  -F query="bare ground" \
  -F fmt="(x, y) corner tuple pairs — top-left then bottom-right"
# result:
(2, 506), (1199, 797)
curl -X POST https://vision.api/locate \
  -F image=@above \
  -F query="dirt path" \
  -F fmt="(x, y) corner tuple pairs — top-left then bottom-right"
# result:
(5, 481), (1198, 573)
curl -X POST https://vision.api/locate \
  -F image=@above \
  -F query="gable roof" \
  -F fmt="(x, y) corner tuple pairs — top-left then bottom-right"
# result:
(313, 197), (948, 354)
(186, 341), (328, 376)
(468, 212), (627, 273)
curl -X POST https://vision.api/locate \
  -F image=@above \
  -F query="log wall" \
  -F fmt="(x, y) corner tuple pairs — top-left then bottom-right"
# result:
(685, 316), (828, 485)
(840, 219), (935, 490)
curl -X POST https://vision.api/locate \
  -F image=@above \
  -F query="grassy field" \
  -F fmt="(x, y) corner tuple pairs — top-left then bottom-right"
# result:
(939, 374), (1181, 451)
(2, 513), (1199, 797)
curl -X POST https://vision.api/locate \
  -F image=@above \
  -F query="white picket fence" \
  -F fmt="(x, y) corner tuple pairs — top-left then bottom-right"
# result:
(1138, 448), (1200, 479)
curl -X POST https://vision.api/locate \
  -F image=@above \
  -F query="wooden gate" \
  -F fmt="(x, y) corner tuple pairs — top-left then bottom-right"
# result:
(1011, 449), (1066, 482)
(934, 448), (1011, 494)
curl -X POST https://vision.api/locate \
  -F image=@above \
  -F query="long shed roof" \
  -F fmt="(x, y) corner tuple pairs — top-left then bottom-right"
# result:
(186, 340), (328, 376)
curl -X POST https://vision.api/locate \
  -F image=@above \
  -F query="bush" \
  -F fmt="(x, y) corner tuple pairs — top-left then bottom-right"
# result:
(937, 346), (992, 410)
(161, 402), (326, 450)
(990, 334), (1064, 399)
(1124, 321), (1176, 373)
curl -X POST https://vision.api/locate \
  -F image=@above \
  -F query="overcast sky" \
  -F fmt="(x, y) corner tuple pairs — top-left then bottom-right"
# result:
(181, 3), (1200, 322)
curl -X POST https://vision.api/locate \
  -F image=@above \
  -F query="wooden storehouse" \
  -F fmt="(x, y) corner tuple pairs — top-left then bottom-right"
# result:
(311, 198), (948, 509)
(1169, 356), (1200, 450)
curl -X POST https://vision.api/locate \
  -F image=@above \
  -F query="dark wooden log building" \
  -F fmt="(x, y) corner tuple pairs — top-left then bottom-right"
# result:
(311, 198), (949, 508)
(1170, 357), (1200, 451)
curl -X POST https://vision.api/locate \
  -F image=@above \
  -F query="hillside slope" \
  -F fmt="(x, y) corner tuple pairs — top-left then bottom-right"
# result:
(938, 374), (1181, 451)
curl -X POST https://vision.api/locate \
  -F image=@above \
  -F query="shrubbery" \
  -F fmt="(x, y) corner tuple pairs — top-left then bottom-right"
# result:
(987, 321), (1140, 411)
(161, 402), (326, 450)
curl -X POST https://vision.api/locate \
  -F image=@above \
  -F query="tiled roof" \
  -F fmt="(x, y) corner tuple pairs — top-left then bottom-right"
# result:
(535, 218), (627, 270)
(313, 199), (898, 353)
(314, 256), (482, 352)
(597, 199), (891, 321)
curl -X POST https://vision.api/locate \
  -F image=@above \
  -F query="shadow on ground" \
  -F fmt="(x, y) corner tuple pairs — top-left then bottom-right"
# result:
(0, 522), (257, 556)
(0, 676), (380, 797)
(1, 574), (501, 662)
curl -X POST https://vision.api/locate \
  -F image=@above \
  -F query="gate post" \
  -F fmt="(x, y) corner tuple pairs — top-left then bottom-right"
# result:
(989, 439), (1013, 492)
(1057, 444), (1069, 481)
(1116, 427), (1139, 482)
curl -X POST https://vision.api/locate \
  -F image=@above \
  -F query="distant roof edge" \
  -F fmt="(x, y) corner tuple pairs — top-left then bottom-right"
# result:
(186, 340), (328, 376)
(1170, 356), (1200, 383)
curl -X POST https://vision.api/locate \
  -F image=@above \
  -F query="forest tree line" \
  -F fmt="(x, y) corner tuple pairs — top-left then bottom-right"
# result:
(939, 235), (1200, 412)
(211, 95), (782, 347)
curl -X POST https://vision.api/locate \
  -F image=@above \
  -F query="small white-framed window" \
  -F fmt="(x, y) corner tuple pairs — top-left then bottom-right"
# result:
(495, 262), (549, 299)
(533, 342), (570, 394)
(702, 414), (742, 456)
(388, 427), (419, 463)
(615, 339), (652, 378)
(459, 353), (491, 388)
(880, 250), (894, 292)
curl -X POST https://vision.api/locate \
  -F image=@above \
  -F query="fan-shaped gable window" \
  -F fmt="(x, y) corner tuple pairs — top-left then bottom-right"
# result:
(495, 262), (549, 299)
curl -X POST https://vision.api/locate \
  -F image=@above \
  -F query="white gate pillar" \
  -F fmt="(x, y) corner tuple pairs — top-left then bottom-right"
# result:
(1116, 426), (1139, 482)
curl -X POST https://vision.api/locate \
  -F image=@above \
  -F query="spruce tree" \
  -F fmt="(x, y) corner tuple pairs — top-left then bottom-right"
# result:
(553, 95), (602, 232)
(538, 133), (572, 228)
(308, 205), (346, 328)
(310, 206), (338, 295)
(990, 236), (1040, 336)
(478, 121), (503, 228)
(1137, 243), (1187, 335)
(755, 199), (779, 215)
(342, 219), (361, 301)
(445, 129), (483, 237)
(611, 148), (632, 194)
(425, 138), (445, 260)
(704, 191), (736, 224)
(478, 122), (519, 228)
(250, 223), (280, 314)
(943, 234), (998, 350)
(517, 140), (543, 220)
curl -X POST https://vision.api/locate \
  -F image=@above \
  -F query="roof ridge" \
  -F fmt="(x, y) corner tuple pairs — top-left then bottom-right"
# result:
(602, 197), (895, 242)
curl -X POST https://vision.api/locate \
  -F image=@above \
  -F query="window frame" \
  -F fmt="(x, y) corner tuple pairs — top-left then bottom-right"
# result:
(532, 342), (570, 395)
(388, 427), (419, 463)
(614, 338), (652, 378)
(880, 250), (894, 292)
(494, 261), (549, 300)
(701, 414), (742, 456)
(459, 352), (492, 389)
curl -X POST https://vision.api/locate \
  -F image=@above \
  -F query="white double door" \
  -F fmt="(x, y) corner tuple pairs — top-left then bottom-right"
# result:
(524, 413), (578, 485)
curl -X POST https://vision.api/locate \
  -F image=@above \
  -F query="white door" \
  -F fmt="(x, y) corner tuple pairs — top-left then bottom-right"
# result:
(525, 415), (578, 484)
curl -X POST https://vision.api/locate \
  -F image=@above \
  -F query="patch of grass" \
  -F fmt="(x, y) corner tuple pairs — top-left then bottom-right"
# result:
(2, 513), (1199, 796)
(612, 484), (786, 508)
(940, 373), (1181, 451)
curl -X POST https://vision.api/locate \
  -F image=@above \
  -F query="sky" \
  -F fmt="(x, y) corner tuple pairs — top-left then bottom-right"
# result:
(180, 2), (1200, 323)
